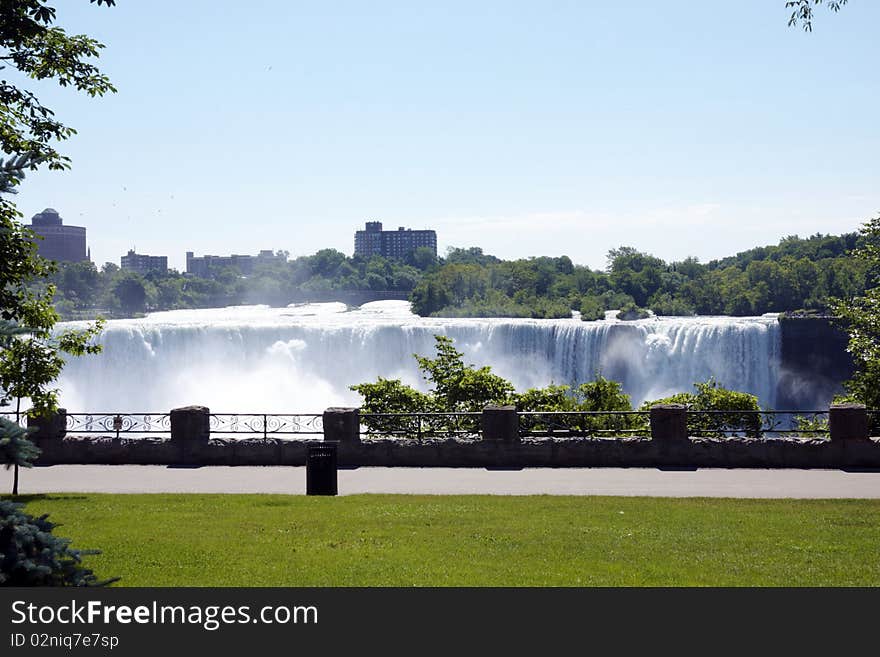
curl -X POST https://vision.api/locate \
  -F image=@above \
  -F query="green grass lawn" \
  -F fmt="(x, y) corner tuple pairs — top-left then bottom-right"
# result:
(9, 494), (880, 586)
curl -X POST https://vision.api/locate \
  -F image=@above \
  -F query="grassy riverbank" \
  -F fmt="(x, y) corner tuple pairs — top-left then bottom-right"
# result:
(11, 494), (880, 586)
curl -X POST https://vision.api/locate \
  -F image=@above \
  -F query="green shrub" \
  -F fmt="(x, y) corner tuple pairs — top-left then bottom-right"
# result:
(616, 301), (650, 321)
(352, 335), (514, 436)
(349, 378), (434, 435)
(794, 414), (830, 438)
(643, 379), (761, 437)
(516, 384), (579, 412)
(649, 293), (696, 316)
(579, 295), (605, 321)
(515, 377), (647, 436)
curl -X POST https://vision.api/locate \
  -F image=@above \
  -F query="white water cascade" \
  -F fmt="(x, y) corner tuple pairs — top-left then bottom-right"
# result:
(57, 301), (782, 412)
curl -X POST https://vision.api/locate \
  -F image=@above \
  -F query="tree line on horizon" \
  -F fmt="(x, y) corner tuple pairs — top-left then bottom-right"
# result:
(410, 232), (867, 319)
(46, 231), (868, 320)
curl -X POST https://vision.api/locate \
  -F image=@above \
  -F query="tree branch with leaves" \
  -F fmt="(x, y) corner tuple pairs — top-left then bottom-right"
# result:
(832, 215), (880, 414)
(1, 1), (116, 494)
(786, 0), (849, 32)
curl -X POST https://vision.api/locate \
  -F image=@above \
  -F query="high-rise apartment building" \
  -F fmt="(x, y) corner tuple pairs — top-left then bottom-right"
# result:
(353, 221), (437, 259)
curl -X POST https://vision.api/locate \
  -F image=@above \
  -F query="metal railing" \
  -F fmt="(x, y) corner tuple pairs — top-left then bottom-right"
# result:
(66, 413), (171, 437)
(4, 407), (873, 441)
(686, 410), (830, 438)
(868, 410), (880, 436)
(2, 412), (325, 440)
(518, 411), (650, 438)
(209, 413), (323, 439)
(359, 412), (482, 439)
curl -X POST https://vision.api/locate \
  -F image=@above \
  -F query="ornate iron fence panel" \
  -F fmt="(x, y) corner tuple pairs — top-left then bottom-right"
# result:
(359, 412), (482, 439)
(66, 413), (171, 437)
(686, 410), (830, 439)
(867, 410), (880, 438)
(518, 411), (650, 438)
(209, 414), (323, 439)
(11, 408), (866, 441)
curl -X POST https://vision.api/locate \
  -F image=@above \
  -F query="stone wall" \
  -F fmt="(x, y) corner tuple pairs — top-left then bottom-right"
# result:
(30, 435), (880, 469)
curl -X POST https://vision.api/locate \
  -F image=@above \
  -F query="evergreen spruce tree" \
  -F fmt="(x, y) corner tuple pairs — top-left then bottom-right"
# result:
(0, 417), (40, 496)
(0, 500), (118, 586)
(0, 321), (39, 495)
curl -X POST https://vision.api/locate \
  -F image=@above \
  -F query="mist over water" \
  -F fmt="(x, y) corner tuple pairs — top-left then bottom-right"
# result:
(57, 301), (782, 412)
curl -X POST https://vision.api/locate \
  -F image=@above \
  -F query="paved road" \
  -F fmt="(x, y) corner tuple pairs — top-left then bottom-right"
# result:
(2, 465), (880, 497)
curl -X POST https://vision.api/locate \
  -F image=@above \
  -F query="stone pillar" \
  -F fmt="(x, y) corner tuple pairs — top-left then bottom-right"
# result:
(323, 407), (360, 443)
(482, 406), (519, 443)
(27, 408), (67, 441)
(170, 406), (210, 462)
(650, 404), (688, 443)
(829, 403), (868, 442)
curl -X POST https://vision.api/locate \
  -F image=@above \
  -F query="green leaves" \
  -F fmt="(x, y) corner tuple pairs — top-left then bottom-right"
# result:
(642, 378), (761, 438)
(351, 335), (515, 435)
(831, 215), (880, 410)
(0, 318), (104, 418)
(515, 378), (644, 435)
(414, 335), (515, 412)
(0, 2), (111, 438)
(786, 0), (848, 32)
(0, 1), (117, 172)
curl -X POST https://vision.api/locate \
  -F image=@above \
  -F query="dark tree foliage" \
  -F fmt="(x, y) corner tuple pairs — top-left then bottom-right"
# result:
(0, 500), (117, 586)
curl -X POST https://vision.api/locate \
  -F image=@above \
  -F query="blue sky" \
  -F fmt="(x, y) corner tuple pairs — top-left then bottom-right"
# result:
(11, 1), (880, 271)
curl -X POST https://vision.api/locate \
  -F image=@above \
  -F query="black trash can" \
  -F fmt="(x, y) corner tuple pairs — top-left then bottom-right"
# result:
(306, 442), (338, 496)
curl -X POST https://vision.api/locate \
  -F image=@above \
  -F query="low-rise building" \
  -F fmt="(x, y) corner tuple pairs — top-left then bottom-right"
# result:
(185, 249), (284, 277)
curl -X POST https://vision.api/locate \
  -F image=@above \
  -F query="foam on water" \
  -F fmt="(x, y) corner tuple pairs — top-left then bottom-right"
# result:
(57, 301), (781, 412)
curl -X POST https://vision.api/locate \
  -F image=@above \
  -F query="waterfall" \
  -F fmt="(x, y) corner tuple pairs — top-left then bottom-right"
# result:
(57, 301), (782, 412)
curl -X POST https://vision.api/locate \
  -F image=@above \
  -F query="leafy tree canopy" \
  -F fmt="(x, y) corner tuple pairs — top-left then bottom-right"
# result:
(1, 0), (116, 175)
